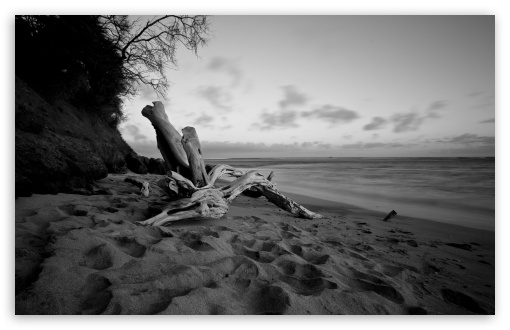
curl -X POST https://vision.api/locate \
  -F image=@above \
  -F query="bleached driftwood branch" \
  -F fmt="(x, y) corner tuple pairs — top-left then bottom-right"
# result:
(135, 102), (322, 226)
(141, 101), (190, 176)
(181, 126), (210, 188)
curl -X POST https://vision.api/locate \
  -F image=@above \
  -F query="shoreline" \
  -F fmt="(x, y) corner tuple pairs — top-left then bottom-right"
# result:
(205, 157), (495, 232)
(281, 189), (495, 235)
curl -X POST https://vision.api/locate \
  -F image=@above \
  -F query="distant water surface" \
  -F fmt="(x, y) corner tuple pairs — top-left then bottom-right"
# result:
(206, 157), (495, 231)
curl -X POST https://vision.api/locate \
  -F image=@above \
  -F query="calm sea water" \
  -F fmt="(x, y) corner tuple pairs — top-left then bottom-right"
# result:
(206, 157), (495, 231)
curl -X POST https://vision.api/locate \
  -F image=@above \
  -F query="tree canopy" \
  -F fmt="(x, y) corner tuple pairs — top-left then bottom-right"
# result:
(15, 15), (210, 128)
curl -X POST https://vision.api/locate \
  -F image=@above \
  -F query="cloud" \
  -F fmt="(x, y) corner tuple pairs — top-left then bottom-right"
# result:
(363, 116), (387, 131)
(424, 100), (448, 119)
(428, 100), (448, 111)
(252, 110), (299, 130)
(299, 141), (333, 149)
(122, 124), (148, 141)
(341, 142), (407, 149)
(250, 86), (309, 130)
(443, 134), (495, 146)
(200, 140), (333, 158)
(194, 113), (215, 126)
(422, 134), (495, 156)
(480, 118), (495, 123)
(362, 101), (446, 134)
(207, 57), (242, 87)
(279, 85), (308, 109)
(197, 86), (232, 112)
(302, 105), (359, 124)
(391, 112), (425, 133)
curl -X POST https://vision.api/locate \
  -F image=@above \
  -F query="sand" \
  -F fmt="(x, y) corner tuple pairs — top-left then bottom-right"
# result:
(15, 172), (495, 315)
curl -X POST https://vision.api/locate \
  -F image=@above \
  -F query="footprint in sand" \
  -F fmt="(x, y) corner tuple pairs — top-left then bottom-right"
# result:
(323, 239), (346, 248)
(350, 242), (374, 252)
(114, 202), (129, 209)
(79, 274), (113, 314)
(406, 306), (428, 314)
(239, 246), (270, 263)
(229, 256), (262, 288)
(84, 244), (113, 270)
(279, 273), (338, 297)
(58, 204), (76, 216)
(280, 231), (299, 239)
(251, 216), (268, 224)
(335, 246), (369, 262)
(277, 260), (338, 296)
(144, 226), (174, 239)
(289, 244), (330, 265)
(200, 228), (220, 239)
(111, 236), (147, 258)
(375, 264), (406, 278)
(441, 288), (486, 314)
(350, 269), (405, 304)
(237, 242), (279, 263)
(255, 285), (291, 314)
(346, 249), (369, 261)
(179, 232), (216, 252)
(422, 263), (441, 275)
(406, 240), (419, 247)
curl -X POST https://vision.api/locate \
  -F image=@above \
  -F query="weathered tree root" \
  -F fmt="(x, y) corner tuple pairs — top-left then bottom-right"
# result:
(135, 102), (323, 226)
(136, 167), (322, 226)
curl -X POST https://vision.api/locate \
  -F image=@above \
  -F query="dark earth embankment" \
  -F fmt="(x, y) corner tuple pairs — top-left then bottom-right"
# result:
(15, 76), (136, 197)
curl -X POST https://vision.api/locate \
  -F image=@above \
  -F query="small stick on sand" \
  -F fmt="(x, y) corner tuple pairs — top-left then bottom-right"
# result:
(383, 210), (397, 222)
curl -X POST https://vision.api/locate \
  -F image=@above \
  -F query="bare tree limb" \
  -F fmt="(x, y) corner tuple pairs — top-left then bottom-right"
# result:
(98, 15), (210, 97)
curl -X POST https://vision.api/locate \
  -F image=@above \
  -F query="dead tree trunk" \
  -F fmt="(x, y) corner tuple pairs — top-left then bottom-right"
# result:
(141, 101), (190, 177)
(181, 127), (210, 188)
(136, 102), (323, 226)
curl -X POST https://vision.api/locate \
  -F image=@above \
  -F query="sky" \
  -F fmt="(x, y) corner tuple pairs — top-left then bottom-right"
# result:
(119, 15), (495, 159)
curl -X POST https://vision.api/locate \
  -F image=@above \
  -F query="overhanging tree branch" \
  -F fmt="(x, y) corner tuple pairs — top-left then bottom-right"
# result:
(98, 15), (210, 98)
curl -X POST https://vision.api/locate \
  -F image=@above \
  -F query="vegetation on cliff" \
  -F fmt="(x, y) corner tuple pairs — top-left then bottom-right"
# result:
(15, 15), (210, 196)
(16, 15), (209, 128)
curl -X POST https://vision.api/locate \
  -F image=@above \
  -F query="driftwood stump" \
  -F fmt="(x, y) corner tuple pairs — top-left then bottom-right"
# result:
(142, 101), (190, 177)
(181, 127), (210, 187)
(135, 102), (322, 227)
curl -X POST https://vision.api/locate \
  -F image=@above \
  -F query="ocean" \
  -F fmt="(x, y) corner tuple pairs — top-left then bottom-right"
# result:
(205, 157), (495, 231)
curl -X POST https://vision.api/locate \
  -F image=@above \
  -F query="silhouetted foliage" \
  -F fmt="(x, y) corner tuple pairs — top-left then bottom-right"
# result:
(98, 15), (209, 97)
(15, 15), (209, 128)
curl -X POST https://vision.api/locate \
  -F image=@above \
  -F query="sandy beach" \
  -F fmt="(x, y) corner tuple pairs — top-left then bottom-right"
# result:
(15, 172), (495, 315)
